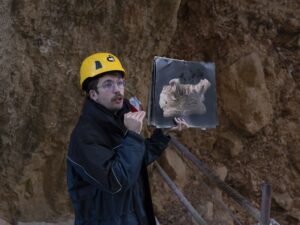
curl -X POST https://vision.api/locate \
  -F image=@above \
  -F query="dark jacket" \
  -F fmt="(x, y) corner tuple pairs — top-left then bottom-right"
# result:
(67, 97), (170, 225)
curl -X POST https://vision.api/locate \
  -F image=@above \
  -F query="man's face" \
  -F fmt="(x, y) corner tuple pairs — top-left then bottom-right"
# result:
(90, 73), (125, 112)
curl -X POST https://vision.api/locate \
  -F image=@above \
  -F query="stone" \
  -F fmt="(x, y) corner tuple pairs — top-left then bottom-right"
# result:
(273, 192), (293, 211)
(204, 201), (214, 221)
(0, 218), (11, 225)
(219, 52), (274, 134)
(217, 132), (243, 157)
(162, 148), (188, 188)
(17, 220), (73, 225)
(215, 166), (228, 181)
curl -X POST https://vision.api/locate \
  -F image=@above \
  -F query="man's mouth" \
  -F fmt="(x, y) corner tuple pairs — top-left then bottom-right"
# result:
(112, 95), (124, 103)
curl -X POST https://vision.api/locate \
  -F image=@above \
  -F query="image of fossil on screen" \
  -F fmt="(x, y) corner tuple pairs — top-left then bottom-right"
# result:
(159, 78), (211, 118)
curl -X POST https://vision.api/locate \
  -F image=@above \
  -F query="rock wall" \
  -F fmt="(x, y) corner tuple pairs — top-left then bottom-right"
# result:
(0, 0), (299, 224)
(163, 1), (300, 224)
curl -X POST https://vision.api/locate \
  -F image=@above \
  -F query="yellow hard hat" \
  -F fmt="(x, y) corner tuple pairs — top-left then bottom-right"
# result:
(80, 52), (126, 90)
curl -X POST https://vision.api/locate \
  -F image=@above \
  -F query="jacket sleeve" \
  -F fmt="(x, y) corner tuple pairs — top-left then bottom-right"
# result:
(144, 129), (171, 165)
(67, 130), (145, 194)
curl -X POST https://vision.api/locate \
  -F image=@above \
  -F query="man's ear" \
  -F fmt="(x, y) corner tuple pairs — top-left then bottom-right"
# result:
(89, 90), (97, 101)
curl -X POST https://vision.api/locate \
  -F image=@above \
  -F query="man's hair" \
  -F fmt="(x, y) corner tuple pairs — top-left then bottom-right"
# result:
(83, 71), (124, 94)
(83, 76), (100, 94)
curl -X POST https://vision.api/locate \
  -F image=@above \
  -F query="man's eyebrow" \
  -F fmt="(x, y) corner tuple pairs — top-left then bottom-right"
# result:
(103, 77), (123, 82)
(101, 79), (114, 83)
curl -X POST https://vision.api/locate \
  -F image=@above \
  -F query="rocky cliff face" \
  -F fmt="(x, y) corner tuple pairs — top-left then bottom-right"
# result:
(0, 0), (299, 224)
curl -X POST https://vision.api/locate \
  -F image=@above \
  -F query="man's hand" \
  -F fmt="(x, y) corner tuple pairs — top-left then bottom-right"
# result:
(163, 117), (189, 135)
(124, 111), (146, 134)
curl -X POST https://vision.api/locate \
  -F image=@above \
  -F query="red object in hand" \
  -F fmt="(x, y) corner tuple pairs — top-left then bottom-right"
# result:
(130, 104), (138, 112)
(129, 96), (142, 112)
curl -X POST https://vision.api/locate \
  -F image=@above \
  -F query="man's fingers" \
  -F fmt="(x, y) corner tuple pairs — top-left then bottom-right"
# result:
(124, 111), (145, 134)
(181, 120), (189, 128)
(125, 111), (145, 123)
(137, 111), (146, 120)
(176, 117), (186, 124)
(174, 117), (189, 130)
(163, 118), (189, 135)
(131, 111), (146, 120)
(124, 112), (133, 118)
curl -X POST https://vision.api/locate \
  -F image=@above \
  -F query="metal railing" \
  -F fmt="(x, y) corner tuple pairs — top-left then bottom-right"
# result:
(155, 161), (207, 225)
(154, 136), (279, 225)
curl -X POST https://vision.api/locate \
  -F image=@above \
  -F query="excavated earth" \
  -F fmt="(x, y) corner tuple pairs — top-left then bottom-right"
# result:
(0, 0), (299, 224)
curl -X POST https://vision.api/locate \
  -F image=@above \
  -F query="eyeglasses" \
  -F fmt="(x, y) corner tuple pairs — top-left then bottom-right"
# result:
(99, 80), (126, 90)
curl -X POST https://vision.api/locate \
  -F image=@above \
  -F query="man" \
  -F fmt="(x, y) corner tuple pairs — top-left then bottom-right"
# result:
(67, 52), (187, 225)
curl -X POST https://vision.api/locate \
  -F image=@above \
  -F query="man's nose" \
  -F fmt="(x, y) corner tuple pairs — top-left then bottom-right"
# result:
(112, 83), (121, 91)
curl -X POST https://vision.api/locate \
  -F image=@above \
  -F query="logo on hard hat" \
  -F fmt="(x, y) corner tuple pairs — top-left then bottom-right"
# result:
(95, 61), (102, 70)
(107, 55), (115, 62)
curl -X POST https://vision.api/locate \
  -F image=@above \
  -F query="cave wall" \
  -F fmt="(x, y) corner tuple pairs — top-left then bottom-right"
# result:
(0, 0), (299, 224)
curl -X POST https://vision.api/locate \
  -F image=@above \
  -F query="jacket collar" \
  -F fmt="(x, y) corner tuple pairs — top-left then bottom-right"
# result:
(81, 97), (130, 137)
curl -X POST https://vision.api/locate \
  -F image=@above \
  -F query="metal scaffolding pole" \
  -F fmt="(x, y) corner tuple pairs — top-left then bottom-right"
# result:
(260, 183), (272, 225)
(155, 161), (207, 225)
(170, 136), (261, 221)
